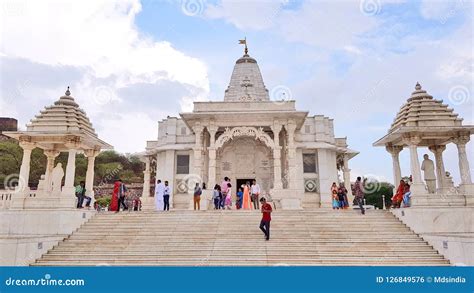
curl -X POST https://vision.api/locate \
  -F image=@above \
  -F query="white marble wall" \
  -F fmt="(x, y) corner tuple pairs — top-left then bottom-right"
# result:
(0, 210), (95, 265)
(317, 148), (339, 208)
(392, 207), (474, 265)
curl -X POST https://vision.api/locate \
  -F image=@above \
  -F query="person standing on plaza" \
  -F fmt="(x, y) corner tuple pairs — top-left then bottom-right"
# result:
(242, 181), (252, 210)
(236, 187), (243, 209)
(353, 177), (365, 215)
(220, 177), (230, 209)
(212, 184), (221, 210)
(194, 182), (202, 210)
(338, 183), (348, 209)
(224, 183), (232, 210)
(154, 179), (165, 211)
(259, 197), (272, 241)
(331, 182), (339, 210)
(251, 179), (261, 210)
(163, 181), (171, 211)
(116, 179), (128, 212)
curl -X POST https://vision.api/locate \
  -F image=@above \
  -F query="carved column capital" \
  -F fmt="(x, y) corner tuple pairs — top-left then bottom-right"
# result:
(428, 145), (446, 154)
(402, 135), (422, 146)
(271, 123), (283, 135)
(385, 145), (403, 156)
(84, 149), (100, 158)
(192, 125), (204, 134)
(453, 134), (470, 146)
(44, 149), (60, 159)
(19, 141), (36, 151)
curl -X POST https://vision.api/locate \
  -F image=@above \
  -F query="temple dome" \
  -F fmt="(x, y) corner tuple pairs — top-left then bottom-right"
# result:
(389, 82), (463, 133)
(26, 87), (98, 138)
(223, 52), (270, 102)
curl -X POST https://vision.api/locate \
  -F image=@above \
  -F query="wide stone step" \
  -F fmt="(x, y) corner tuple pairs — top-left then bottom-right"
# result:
(42, 251), (442, 259)
(33, 258), (449, 266)
(33, 210), (449, 266)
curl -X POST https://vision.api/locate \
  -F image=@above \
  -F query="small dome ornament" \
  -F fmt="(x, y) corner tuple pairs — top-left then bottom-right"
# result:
(415, 82), (422, 91)
(65, 86), (71, 96)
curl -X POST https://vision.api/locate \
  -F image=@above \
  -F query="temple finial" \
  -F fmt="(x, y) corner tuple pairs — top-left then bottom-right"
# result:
(239, 37), (248, 56)
(65, 86), (71, 96)
(415, 82), (421, 90)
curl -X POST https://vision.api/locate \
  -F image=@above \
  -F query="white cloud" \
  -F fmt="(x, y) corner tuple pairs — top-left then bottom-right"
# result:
(419, 0), (463, 21)
(205, 0), (285, 30)
(0, 0), (210, 153)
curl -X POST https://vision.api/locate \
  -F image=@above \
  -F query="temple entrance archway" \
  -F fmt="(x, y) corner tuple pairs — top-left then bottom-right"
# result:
(216, 136), (274, 194)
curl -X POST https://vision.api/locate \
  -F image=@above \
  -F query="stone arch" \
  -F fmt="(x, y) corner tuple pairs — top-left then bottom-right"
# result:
(215, 126), (275, 150)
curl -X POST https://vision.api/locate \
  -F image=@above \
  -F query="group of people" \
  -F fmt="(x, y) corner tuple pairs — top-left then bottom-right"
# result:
(331, 177), (366, 215)
(330, 182), (349, 210)
(209, 177), (261, 211)
(155, 180), (172, 211)
(108, 179), (141, 212)
(391, 176), (412, 208)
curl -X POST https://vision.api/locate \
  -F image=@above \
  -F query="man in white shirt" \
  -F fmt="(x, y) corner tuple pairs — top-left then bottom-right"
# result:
(155, 179), (165, 211)
(251, 179), (261, 210)
(163, 181), (171, 211)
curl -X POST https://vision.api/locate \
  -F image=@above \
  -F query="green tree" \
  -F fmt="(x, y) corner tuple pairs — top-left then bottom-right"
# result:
(364, 181), (394, 209)
(0, 141), (145, 188)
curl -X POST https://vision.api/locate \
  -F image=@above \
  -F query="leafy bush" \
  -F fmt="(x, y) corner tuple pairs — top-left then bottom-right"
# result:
(95, 195), (111, 208)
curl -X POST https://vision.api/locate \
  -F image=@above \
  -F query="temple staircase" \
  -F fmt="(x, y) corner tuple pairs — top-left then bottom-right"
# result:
(32, 209), (449, 266)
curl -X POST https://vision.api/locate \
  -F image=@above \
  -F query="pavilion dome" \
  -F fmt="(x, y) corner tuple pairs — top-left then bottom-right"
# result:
(26, 87), (98, 138)
(223, 52), (270, 102)
(389, 82), (463, 133)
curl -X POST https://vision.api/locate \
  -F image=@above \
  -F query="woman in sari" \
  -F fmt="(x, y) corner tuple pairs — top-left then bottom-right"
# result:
(242, 181), (252, 210)
(331, 182), (339, 210)
(338, 183), (349, 209)
(391, 179), (405, 208)
(109, 180), (121, 212)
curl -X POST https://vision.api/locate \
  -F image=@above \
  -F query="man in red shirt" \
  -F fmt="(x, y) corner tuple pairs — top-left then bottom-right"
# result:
(259, 197), (272, 241)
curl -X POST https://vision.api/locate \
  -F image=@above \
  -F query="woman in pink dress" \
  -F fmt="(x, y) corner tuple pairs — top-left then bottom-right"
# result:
(242, 181), (252, 210)
(224, 183), (232, 210)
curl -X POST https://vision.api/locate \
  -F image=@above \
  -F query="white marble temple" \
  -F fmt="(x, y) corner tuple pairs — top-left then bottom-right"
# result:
(140, 50), (358, 209)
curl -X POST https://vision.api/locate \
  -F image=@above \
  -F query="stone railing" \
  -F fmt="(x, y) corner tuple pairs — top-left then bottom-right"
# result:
(0, 190), (38, 210)
(0, 190), (14, 210)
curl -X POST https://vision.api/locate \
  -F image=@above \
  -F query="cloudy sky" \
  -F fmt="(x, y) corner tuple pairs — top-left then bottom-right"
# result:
(0, 0), (472, 184)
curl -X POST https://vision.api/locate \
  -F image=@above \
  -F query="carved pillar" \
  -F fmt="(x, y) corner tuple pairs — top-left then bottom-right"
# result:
(63, 149), (77, 194)
(271, 124), (283, 189)
(286, 121), (297, 190)
(9, 140), (35, 209)
(207, 126), (218, 188)
(44, 150), (60, 193)
(342, 154), (353, 198)
(62, 137), (79, 198)
(428, 145), (447, 191)
(273, 146), (283, 189)
(386, 145), (403, 185)
(141, 156), (151, 198)
(403, 136), (422, 184)
(84, 149), (99, 199)
(192, 125), (204, 180)
(18, 141), (35, 192)
(454, 135), (472, 185)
